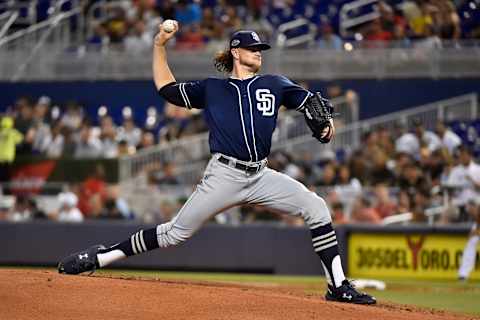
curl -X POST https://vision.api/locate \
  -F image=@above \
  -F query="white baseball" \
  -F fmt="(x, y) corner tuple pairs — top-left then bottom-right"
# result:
(162, 19), (176, 33)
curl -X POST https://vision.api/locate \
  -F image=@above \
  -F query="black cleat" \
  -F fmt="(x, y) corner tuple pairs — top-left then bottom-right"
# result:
(58, 245), (105, 275)
(325, 280), (377, 305)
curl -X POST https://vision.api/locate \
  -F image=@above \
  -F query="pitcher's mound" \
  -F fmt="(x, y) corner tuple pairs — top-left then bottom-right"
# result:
(0, 269), (470, 320)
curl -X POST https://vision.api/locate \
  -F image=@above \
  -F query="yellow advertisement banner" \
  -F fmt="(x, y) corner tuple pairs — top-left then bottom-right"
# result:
(348, 233), (480, 279)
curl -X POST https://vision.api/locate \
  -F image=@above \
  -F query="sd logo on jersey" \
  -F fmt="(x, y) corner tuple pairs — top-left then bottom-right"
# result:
(255, 89), (275, 117)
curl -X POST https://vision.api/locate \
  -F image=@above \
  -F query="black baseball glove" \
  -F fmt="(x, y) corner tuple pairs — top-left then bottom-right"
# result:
(303, 92), (336, 143)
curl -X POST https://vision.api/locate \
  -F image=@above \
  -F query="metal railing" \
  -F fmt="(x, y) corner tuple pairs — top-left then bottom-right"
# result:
(0, 0), (38, 26)
(0, 6), (83, 48)
(276, 18), (316, 48)
(0, 6), (84, 81)
(339, 0), (380, 37)
(0, 10), (19, 39)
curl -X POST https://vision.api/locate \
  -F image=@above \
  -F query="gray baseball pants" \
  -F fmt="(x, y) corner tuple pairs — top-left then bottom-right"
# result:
(156, 154), (332, 247)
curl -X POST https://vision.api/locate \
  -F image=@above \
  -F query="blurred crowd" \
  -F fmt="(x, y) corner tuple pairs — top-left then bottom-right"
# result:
(2, 114), (480, 226)
(318, 0), (465, 50)
(84, 0), (477, 53)
(86, 0), (273, 52)
(0, 96), (206, 162)
(2, 86), (480, 226)
(0, 164), (134, 223)
(354, 0), (464, 48)
(132, 117), (480, 227)
(246, 119), (480, 226)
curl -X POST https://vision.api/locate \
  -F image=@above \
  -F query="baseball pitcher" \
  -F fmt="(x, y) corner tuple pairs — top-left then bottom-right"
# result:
(58, 21), (376, 305)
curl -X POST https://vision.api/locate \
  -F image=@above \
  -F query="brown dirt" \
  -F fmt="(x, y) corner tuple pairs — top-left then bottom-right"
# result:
(0, 269), (475, 320)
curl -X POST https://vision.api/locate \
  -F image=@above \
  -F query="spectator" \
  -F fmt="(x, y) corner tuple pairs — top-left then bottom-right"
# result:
(29, 198), (47, 219)
(411, 188), (430, 222)
(377, 126), (395, 156)
(373, 183), (397, 219)
(331, 202), (348, 224)
(125, 0), (159, 26)
(98, 116), (118, 158)
(60, 102), (83, 131)
(0, 117), (23, 181)
(9, 195), (32, 222)
(98, 199), (124, 219)
(438, 0), (461, 40)
(138, 131), (156, 150)
(0, 197), (12, 220)
(176, 23), (205, 50)
(54, 192), (84, 223)
(153, 162), (180, 185)
(88, 23), (109, 48)
(348, 150), (368, 183)
(175, 0), (202, 26)
(61, 126), (76, 157)
(395, 123), (419, 156)
(397, 163), (431, 216)
(43, 121), (65, 158)
(317, 162), (336, 186)
(316, 23), (343, 50)
(158, 102), (190, 144)
(392, 23), (411, 47)
(445, 146), (480, 210)
(333, 164), (362, 215)
(359, 130), (383, 174)
(220, 6), (242, 34)
(156, 0), (176, 21)
(117, 140), (133, 156)
(378, 1), (395, 35)
(33, 96), (52, 124)
(117, 117), (142, 148)
(13, 97), (34, 135)
(124, 19), (153, 53)
(391, 152), (414, 181)
(369, 151), (395, 185)
(283, 161), (305, 182)
(420, 148), (448, 187)
(105, 6), (128, 44)
(78, 165), (107, 217)
(413, 121), (442, 153)
(74, 123), (103, 158)
(404, 1), (434, 38)
(351, 197), (382, 224)
(364, 18), (392, 44)
(435, 121), (461, 154)
(200, 7), (224, 42)
(105, 184), (133, 219)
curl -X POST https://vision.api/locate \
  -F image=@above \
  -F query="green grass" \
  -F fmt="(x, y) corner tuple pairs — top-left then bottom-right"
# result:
(95, 270), (480, 316)
(368, 278), (480, 316)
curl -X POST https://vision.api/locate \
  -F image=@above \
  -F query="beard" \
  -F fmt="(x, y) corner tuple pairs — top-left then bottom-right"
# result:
(240, 58), (261, 73)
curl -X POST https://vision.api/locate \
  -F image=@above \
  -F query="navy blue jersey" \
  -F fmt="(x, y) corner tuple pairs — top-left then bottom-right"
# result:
(159, 75), (311, 162)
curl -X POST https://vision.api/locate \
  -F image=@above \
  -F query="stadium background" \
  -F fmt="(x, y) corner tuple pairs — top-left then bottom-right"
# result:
(1, 0), (480, 317)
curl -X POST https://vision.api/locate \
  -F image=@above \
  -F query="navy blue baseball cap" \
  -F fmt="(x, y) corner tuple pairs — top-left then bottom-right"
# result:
(230, 30), (271, 51)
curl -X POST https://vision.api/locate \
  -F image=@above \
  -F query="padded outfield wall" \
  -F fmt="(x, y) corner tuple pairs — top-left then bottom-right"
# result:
(2, 221), (477, 279)
(0, 79), (479, 125)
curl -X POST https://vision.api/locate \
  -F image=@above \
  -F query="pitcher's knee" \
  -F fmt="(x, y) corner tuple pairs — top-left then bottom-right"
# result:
(302, 193), (332, 226)
(156, 222), (194, 248)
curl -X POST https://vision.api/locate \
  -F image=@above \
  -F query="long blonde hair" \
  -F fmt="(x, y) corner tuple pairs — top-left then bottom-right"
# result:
(214, 48), (234, 73)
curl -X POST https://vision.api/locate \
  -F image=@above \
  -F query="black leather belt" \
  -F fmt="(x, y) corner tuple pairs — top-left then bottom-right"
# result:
(218, 155), (264, 173)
